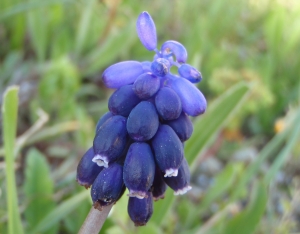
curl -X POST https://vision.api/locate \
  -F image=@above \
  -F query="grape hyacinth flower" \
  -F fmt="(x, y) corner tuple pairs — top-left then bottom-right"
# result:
(76, 11), (207, 227)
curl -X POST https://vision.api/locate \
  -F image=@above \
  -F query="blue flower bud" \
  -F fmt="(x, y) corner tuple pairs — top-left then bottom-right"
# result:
(152, 167), (167, 201)
(167, 77), (207, 116)
(151, 58), (170, 77)
(151, 125), (184, 177)
(166, 112), (193, 141)
(127, 101), (159, 141)
(133, 73), (160, 99)
(136, 11), (157, 51)
(164, 157), (191, 195)
(95, 112), (114, 133)
(102, 61), (144, 89)
(76, 147), (104, 188)
(93, 116), (128, 167)
(155, 87), (182, 120)
(161, 40), (188, 63)
(123, 142), (155, 199)
(91, 163), (125, 210)
(178, 64), (202, 83)
(141, 61), (152, 72)
(128, 191), (153, 226)
(108, 85), (141, 117)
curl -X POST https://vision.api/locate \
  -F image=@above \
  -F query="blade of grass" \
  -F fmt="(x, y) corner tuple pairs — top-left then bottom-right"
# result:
(264, 109), (300, 184)
(2, 86), (24, 234)
(230, 107), (300, 201)
(30, 189), (89, 234)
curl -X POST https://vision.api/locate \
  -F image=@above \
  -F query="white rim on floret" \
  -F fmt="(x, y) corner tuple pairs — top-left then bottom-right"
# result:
(164, 168), (178, 177)
(174, 185), (192, 195)
(92, 155), (109, 168)
(127, 190), (148, 199)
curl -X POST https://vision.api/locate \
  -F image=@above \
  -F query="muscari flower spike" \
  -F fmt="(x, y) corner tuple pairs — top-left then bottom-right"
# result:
(76, 11), (207, 226)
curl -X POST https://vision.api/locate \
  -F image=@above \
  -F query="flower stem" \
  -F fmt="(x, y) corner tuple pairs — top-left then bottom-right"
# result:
(78, 204), (113, 234)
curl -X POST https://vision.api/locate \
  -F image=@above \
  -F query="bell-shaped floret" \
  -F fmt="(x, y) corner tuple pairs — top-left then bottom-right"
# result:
(151, 125), (183, 177)
(102, 61), (144, 89)
(76, 147), (104, 188)
(127, 101), (159, 141)
(124, 142), (156, 199)
(91, 163), (125, 210)
(108, 85), (141, 117)
(93, 116), (128, 168)
(155, 87), (182, 120)
(164, 157), (191, 195)
(133, 73), (160, 99)
(161, 40), (188, 63)
(128, 191), (153, 226)
(95, 112), (114, 133)
(151, 58), (170, 77)
(136, 11), (157, 51)
(152, 167), (167, 201)
(166, 112), (193, 141)
(166, 77), (207, 116)
(178, 64), (202, 83)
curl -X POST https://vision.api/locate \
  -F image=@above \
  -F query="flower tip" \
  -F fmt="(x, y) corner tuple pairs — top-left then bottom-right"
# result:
(92, 155), (109, 168)
(174, 185), (192, 195)
(164, 168), (178, 177)
(127, 190), (148, 199)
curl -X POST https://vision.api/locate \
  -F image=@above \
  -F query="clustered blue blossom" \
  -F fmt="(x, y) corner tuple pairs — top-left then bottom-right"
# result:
(76, 11), (207, 226)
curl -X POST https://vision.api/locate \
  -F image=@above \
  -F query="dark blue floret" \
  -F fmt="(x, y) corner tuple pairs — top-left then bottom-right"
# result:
(128, 191), (153, 226)
(91, 163), (125, 210)
(76, 147), (104, 188)
(166, 112), (193, 142)
(95, 112), (114, 133)
(93, 115), (128, 167)
(123, 142), (156, 199)
(108, 85), (141, 117)
(133, 73), (160, 99)
(164, 157), (191, 195)
(155, 87), (182, 120)
(127, 101), (159, 141)
(152, 167), (167, 201)
(151, 124), (184, 177)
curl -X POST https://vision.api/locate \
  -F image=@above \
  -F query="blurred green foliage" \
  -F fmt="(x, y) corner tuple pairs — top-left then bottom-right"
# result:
(1, 0), (300, 233)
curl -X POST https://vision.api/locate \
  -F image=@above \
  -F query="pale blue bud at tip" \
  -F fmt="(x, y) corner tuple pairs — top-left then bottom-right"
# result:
(136, 11), (157, 51)
(166, 78), (207, 116)
(102, 61), (144, 89)
(178, 64), (202, 83)
(161, 40), (188, 63)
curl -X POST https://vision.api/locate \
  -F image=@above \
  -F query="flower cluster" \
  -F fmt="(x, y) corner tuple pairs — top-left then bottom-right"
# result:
(76, 11), (207, 226)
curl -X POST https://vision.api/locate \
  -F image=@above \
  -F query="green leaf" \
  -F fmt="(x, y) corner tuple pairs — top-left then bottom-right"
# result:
(150, 82), (251, 226)
(264, 109), (300, 184)
(23, 148), (57, 234)
(199, 163), (241, 212)
(222, 181), (268, 234)
(230, 108), (300, 201)
(185, 82), (251, 169)
(30, 189), (89, 234)
(2, 86), (24, 234)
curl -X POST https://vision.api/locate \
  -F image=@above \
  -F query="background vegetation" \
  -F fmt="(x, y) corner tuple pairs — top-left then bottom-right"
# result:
(1, 0), (300, 233)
